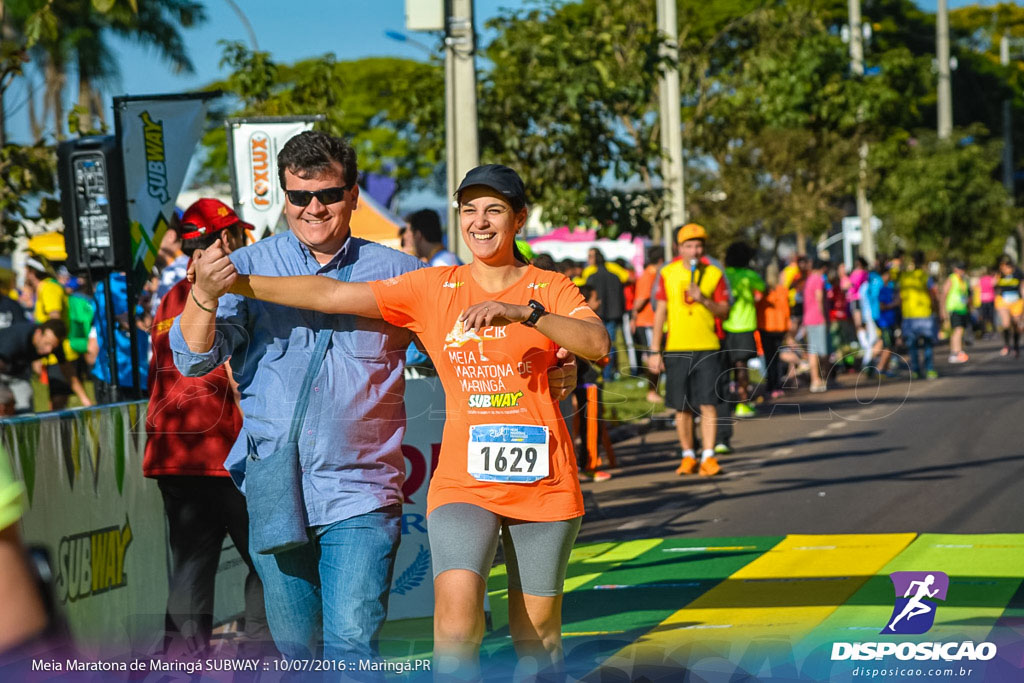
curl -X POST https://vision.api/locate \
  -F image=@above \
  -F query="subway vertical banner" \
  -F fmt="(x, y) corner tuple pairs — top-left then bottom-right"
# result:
(115, 94), (218, 278)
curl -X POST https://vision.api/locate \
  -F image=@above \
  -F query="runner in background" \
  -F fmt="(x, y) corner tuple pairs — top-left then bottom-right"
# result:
(757, 264), (791, 398)
(941, 260), (970, 364)
(857, 261), (883, 374)
(875, 265), (899, 378)
(803, 259), (829, 393)
(977, 266), (996, 338)
(196, 163), (607, 680)
(632, 246), (665, 403)
(994, 255), (1024, 358)
(722, 241), (764, 417)
(897, 251), (940, 379)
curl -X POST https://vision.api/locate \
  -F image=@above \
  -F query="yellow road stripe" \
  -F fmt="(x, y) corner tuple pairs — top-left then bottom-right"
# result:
(597, 533), (915, 673)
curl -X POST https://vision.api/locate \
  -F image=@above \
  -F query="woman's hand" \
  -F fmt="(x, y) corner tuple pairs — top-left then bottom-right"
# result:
(192, 235), (237, 302)
(460, 301), (529, 330)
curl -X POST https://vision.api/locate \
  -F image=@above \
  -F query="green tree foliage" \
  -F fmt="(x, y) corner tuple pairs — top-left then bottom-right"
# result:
(480, 0), (664, 230)
(198, 43), (445, 192)
(873, 129), (1013, 265)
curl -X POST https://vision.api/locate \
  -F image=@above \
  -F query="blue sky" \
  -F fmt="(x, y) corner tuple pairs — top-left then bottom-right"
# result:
(2, 0), (1001, 145)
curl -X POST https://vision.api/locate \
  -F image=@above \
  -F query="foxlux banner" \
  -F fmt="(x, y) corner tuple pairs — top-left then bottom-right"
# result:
(228, 117), (317, 240)
(117, 94), (213, 276)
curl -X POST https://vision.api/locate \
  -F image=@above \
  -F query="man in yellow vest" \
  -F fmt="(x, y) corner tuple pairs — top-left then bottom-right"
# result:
(896, 251), (940, 380)
(649, 224), (731, 477)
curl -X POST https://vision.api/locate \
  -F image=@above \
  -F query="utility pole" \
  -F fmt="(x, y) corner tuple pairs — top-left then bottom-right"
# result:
(1002, 32), (1014, 195)
(446, 0), (479, 263)
(847, 0), (876, 264)
(937, 0), (953, 139)
(656, 0), (686, 258)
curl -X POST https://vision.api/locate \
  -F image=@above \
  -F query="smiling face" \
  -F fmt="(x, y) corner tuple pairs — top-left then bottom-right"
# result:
(282, 163), (358, 263)
(458, 186), (526, 265)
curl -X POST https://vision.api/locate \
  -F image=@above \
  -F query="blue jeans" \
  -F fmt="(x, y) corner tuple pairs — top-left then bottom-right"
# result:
(250, 504), (402, 667)
(603, 320), (620, 381)
(901, 317), (935, 375)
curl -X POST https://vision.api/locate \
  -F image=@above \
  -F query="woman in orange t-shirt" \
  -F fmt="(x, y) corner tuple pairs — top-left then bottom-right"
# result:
(212, 165), (609, 677)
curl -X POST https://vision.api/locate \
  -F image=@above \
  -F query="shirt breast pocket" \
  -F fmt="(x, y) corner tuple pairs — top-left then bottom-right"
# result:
(336, 319), (398, 360)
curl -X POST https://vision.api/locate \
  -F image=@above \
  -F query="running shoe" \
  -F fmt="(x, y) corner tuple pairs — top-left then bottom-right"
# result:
(910, 372), (921, 380)
(584, 470), (612, 482)
(646, 390), (663, 403)
(733, 402), (757, 418)
(676, 456), (698, 475)
(698, 456), (722, 477)
(809, 385), (827, 393)
(926, 370), (939, 380)
(770, 389), (786, 399)
(714, 443), (732, 455)
(948, 352), (968, 364)
(1000, 347), (1011, 357)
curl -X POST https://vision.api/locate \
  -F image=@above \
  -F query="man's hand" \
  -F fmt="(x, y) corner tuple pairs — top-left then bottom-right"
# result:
(687, 282), (704, 305)
(647, 351), (664, 375)
(192, 234), (237, 305)
(547, 347), (577, 401)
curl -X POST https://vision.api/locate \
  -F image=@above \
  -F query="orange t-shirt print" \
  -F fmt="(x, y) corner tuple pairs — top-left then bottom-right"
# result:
(369, 264), (599, 522)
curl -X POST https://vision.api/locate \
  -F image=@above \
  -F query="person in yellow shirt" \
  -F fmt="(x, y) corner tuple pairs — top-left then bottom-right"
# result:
(23, 258), (92, 410)
(648, 224), (731, 477)
(896, 251), (939, 380)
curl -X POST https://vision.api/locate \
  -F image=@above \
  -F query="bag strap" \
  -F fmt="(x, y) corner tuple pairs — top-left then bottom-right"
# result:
(285, 258), (355, 443)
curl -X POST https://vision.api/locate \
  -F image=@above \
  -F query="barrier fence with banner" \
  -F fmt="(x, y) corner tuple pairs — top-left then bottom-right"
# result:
(1, 375), (444, 655)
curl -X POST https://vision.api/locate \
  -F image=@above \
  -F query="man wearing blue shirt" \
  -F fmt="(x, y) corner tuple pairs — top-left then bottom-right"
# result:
(171, 132), (422, 665)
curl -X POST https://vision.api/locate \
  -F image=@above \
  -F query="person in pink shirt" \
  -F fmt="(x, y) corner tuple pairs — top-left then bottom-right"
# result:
(978, 267), (996, 338)
(848, 257), (872, 363)
(802, 259), (829, 392)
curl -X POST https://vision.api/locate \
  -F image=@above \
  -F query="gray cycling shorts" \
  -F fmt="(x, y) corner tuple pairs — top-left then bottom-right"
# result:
(427, 503), (582, 597)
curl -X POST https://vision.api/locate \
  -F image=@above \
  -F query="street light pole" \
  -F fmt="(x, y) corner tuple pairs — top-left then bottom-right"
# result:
(1002, 32), (1014, 196)
(656, 0), (686, 258)
(848, 0), (876, 264)
(937, 0), (953, 139)
(447, 0), (479, 263)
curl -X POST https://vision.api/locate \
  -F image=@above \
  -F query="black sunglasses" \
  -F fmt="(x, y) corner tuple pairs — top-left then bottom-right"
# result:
(285, 185), (352, 207)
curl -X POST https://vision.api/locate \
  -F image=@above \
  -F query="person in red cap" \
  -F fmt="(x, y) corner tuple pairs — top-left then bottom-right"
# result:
(144, 198), (271, 657)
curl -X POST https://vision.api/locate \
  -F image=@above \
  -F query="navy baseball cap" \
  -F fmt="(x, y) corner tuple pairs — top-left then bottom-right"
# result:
(455, 164), (526, 208)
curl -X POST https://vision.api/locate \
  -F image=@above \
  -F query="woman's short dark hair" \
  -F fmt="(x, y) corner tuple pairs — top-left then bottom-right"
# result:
(277, 131), (358, 189)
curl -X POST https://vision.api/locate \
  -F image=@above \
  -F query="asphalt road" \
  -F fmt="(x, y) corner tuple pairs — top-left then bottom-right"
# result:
(577, 337), (1024, 544)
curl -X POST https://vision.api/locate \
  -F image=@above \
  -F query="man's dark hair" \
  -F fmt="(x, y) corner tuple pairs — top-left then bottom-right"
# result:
(645, 245), (665, 267)
(277, 131), (358, 189)
(532, 253), (556, 272)
(724, 241), (755, 269)
(579, 284), (597, 302)
(406, 209), (443, 244)
(38, 318), (67, 340)
(181, 224), (244, 258)
(590, 248), (605, 267)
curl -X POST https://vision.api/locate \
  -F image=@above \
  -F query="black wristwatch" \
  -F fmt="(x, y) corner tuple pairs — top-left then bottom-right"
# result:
(522, 299), (546, 327)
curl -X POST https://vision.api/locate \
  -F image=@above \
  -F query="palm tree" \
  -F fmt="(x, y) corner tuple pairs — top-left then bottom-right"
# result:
(13, 0), (206, 138)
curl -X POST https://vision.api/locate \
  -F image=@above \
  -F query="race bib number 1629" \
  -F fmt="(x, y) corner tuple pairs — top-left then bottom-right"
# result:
(467, 424), (550, 483)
